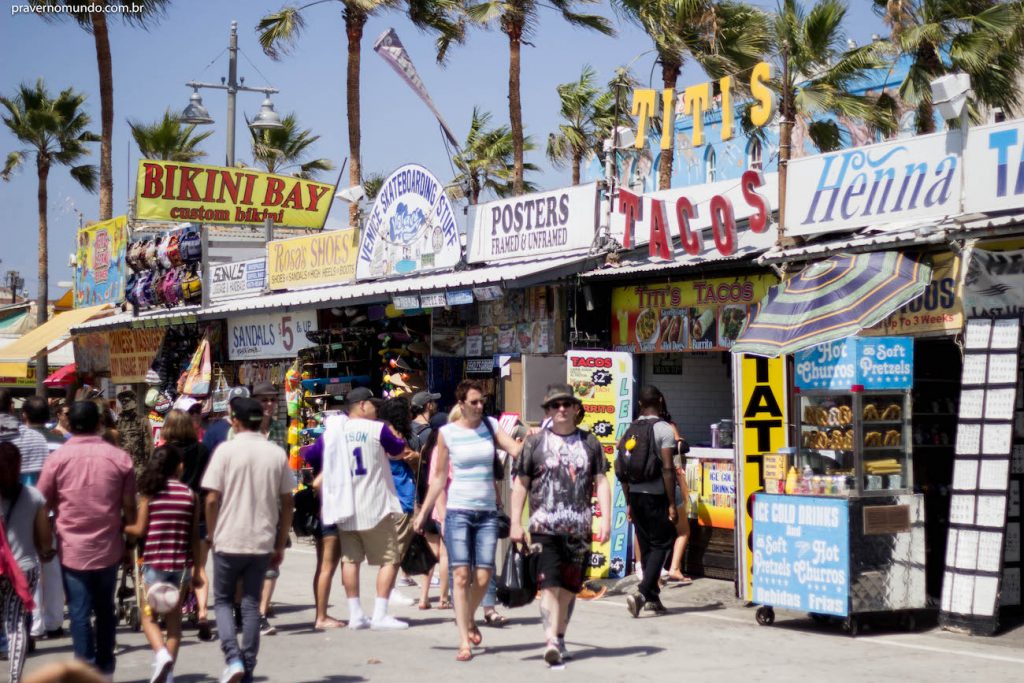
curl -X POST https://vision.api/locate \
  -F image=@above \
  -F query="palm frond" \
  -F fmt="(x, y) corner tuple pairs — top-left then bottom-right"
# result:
(258, 6), (309, 59)
(69, 163), (99, 192)
(2, 151), (24, 181)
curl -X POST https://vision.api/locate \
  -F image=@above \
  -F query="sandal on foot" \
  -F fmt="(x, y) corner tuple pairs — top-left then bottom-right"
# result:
(468, 626), (483, 646)
(483, 612), (508, 627)
(456, 647), (473, 662)
(438, 599), (452, 609)
(417, 600), (432, 610)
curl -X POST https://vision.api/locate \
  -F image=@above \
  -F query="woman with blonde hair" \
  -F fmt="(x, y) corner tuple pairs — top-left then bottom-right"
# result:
(160, 409), (214, 640)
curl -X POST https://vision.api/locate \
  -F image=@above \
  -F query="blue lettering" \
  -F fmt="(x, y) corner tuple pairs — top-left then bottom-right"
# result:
(989, 129), (1018, 197)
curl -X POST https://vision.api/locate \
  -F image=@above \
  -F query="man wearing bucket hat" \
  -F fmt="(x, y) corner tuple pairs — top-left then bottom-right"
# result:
(510, 383), (611, 667)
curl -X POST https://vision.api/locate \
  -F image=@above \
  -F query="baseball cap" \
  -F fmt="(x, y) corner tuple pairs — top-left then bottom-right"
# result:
(230, 397), (265, 429)
(227, 386), (250, 401)
(345, 387), (373, 405)
(252, 381), (278, 398)
(541, 383), (581, 409)
(412, 391), (441, 408)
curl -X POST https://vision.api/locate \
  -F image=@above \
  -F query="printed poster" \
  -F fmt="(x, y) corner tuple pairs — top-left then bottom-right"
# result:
(75, 215), (128, 307)
(566, 350), (634, 579)
(862, 252), (963, 336)
(963, 246), (1024, 318)
(109, 329), (165, 384)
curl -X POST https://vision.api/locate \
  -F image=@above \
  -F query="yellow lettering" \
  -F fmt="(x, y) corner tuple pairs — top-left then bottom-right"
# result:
(749, 62), (773, 127)
(720, 76), (734, 141)
(660, 88), (675, 151)
(683, 82), (711, 147)
(631, 89), (657, 149)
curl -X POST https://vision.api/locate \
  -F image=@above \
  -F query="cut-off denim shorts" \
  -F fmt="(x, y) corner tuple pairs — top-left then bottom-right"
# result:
(444, 508), (499, 571)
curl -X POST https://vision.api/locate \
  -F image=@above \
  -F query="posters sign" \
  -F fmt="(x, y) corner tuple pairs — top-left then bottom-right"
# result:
(227, 311), (317, 360)
(784, 131), (962, 238)
(75, 215), (128, 307)
(266, 229), (358, 290)
(357, 164), (460, 279)
(109, 329), (165, 384)
(862, 252), (962, 336)
(73, 332), (111, 375)
(566, 351), (634, 578)
(697, 460), (736, 529)
(210, 258), (266, 300)
(135, 160), (334, 229)
(753, 493), (850, 616)
(466, 183), (598, 263)
(612, 274), (776, 353)
(963, 246), (1024, 318)
(793, 337), (914, 391)
(735, 354), (789, 601)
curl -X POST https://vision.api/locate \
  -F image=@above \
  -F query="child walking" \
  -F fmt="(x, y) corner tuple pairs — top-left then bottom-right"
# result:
(125, 445), (202, 683)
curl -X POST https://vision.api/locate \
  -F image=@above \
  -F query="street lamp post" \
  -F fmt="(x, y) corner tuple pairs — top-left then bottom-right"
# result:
(180, 20), (284, 166)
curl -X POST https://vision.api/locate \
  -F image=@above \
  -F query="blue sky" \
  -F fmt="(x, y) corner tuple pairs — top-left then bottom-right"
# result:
(0, 1), (886, 296)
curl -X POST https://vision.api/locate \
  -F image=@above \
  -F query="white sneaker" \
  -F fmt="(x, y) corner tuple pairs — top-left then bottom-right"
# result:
(219, 659), (245, 683)
(396, 576), (418, 587)
(150, 648), (173, 683)
(389, 589), (417, 607)
(347, 615), (371, 630)
(371, 614), (409, 630)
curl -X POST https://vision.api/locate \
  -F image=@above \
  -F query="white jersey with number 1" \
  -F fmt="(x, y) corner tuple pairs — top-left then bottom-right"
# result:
(339, 417), (402, 532)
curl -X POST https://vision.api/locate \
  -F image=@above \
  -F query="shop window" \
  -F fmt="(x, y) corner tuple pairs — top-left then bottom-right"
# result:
(705, 147), (717, 183)
(746, 139), (763, 171)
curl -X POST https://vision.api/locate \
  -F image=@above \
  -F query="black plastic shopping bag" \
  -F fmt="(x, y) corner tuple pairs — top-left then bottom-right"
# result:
(401, 533), (438, 576)
(496, 542), (536, 608)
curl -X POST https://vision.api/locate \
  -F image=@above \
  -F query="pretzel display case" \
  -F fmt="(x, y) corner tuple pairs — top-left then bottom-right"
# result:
(795, 389), (914, 497)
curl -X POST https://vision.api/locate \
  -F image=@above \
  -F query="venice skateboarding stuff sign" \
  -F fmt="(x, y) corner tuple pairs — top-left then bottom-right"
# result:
(566, 351), (634, 578)
(135, 161), (335, 229)
(356, 164), (460, 280)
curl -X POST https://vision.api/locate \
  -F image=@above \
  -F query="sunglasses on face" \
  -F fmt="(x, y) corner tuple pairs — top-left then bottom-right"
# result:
(547, 400), (576, 410)
(463, 399), (485, 407)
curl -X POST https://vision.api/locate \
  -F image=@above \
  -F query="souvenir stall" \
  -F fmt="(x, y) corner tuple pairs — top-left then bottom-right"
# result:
(751, 336), (927, 635)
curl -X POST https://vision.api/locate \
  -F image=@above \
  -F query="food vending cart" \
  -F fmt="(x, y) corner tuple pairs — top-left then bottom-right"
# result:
(752, 337), (927, 635)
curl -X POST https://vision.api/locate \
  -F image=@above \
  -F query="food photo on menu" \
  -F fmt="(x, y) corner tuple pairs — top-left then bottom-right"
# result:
(718, 304), (748, 348)
(690, 306), (717, 349)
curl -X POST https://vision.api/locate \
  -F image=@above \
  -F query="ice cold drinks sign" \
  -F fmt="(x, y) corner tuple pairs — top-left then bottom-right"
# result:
(753, 494), (849, 616)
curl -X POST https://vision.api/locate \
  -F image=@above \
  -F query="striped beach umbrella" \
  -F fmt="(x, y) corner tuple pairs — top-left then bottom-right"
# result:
(731, 251), (931, 357)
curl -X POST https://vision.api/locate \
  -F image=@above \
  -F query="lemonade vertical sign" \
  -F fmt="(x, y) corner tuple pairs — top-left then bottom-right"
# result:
(567, 351), (634, 578)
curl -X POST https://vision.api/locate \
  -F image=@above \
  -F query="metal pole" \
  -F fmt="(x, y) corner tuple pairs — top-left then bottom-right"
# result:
(264, 216), (274, 245)
(226, 21), (238, 167)
(777, 41), (791, 247)
(201, 225), (210, 309)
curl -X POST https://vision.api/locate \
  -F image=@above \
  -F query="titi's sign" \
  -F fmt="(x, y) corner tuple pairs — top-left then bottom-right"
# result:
(134, 160), (335, 229)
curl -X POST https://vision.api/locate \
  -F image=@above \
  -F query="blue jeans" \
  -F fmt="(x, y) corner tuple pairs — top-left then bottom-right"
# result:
(213, 553), (270, 683)
(62, 564), (119, 675)
(444, 509), (499, 571)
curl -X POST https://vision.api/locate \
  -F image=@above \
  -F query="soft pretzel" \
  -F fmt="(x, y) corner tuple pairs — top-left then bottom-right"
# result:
(865, 431), (882, 447)
(882, 404), (901, 421)
(884, 429), (901, 446)
(828, 407), (841, 426)
(839, 405), (853, 425)
(863, 403), (880, 421)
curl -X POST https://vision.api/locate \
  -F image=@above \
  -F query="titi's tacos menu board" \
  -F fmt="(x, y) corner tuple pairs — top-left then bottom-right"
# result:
(611, 274), (776, 353)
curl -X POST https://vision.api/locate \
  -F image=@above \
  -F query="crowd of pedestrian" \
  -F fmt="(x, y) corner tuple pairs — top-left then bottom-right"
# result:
(0, 377), (692, 681)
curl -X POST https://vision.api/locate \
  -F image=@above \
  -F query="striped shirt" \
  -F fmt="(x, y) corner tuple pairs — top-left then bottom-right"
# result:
(14, 425), (50, 474)
(442, 418), (499, 511)
(143, 480), (194, 572)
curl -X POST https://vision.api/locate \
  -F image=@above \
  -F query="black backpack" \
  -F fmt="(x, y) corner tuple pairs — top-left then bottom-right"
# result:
(615, 419), (663, 485)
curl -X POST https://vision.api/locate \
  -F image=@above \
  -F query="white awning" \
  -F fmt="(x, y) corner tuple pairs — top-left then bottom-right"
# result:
(72, 250), (600, 333)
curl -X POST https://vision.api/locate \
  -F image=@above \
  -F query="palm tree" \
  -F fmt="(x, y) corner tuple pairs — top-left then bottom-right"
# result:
(258, 1), (465, 226)
(450, 107), (538, 204)
(462, 1), (613, 195)
(128, 110), (212, 161)
(613, 0), (768, 190)
(29, 0), (170, 220)
(872, 0), (1024, 133)
(766, 0), (896, 234)
(1, 80), (98, 395)
(547, 65), (615, 185)
(247, 113), (334, 179)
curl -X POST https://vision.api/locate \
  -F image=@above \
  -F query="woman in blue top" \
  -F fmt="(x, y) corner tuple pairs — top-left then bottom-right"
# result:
(415, 380), (521, 662)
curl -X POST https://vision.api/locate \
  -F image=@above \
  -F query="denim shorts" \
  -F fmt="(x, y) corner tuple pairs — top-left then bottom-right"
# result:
(444, 509), (499, 570)
(142, 565), (185, 587)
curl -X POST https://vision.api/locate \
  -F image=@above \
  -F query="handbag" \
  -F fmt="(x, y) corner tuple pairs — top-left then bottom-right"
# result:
(480, 416), (506, 481)
(496, 542), (536, 608)
(291, 486), (322, 538)
(182, 335), (212, 396)
(496, 511), (511, 540)
(400, 532), (438, 576)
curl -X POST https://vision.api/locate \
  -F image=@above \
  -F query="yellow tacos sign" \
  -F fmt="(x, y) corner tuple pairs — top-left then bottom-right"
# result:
(134, 160), (335, 229)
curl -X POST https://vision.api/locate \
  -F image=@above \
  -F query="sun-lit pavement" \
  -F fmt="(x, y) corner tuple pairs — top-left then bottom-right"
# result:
(23, 536), (1023, 682)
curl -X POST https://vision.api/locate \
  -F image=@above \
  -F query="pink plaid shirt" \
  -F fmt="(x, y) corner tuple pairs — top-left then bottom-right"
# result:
(37, 435), (137, 571)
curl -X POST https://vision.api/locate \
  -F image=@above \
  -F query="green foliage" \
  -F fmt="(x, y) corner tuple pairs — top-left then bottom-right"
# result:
(128, 110), (212, 162)
(246, 113), (334, 179)
(449, 107), (538, 203)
